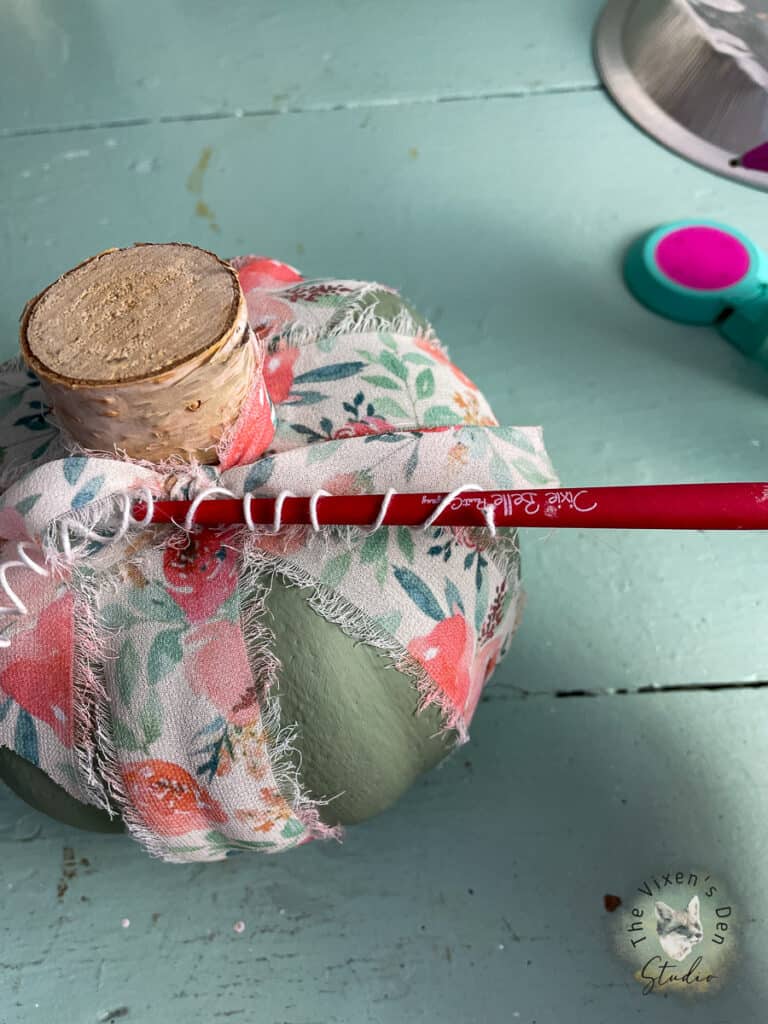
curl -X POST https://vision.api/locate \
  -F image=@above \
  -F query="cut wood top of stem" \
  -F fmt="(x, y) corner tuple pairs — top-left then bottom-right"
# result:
(22, 243), (241, 384)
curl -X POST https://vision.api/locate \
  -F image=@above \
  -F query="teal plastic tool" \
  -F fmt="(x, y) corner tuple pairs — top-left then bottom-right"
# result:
(624, 220), (768, 364)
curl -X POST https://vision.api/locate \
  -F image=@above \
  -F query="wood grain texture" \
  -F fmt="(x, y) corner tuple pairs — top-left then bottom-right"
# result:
(0, 0), (603, 134)
(19, 243), (256, 461)
(1, 688), (766, 1023)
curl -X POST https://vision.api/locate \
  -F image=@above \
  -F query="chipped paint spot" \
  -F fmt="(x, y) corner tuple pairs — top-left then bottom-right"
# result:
(131, 158), (157, 174)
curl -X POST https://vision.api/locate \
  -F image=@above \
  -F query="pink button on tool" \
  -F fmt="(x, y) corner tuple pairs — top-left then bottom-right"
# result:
(655, 225), (751, 292)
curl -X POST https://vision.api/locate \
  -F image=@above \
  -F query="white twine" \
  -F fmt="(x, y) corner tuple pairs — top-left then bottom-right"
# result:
(0, 483), (498, 647)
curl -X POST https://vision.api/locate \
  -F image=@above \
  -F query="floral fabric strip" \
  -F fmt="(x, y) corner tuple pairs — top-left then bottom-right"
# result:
(0, 258), (557, 861)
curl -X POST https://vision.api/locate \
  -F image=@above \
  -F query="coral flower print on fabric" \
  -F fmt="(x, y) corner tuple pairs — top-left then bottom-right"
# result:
(123, 760), (228, 836)
(263, 343), (301, 405)
(408, 611), (474, 714)
(0, 595), (74, 747)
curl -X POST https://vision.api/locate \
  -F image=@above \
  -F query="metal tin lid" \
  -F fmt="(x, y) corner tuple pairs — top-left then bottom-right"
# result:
(595, 0), (768, 191)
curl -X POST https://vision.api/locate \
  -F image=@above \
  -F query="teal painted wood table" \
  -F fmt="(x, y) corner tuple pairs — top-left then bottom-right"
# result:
(1, 2), (767, 1021)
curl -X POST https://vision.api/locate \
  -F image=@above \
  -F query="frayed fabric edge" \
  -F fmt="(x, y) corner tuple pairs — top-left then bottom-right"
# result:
(68, 566), (177, 859)
(237, 546), (342, 846)
(241, 534), (472, 750)
(323, 286), (434, 345)
(35, 506), (207, 860)
(267, 283), (439, 354)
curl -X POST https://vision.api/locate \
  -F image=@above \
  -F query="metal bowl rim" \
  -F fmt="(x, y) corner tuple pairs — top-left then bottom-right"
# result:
(594, 0), (768, 192)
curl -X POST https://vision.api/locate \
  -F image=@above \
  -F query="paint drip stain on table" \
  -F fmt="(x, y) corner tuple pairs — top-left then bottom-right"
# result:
(186, 145), (219, 232)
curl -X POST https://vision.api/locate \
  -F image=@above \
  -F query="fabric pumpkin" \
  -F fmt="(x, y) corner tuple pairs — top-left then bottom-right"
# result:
(0, 259), (557, 861)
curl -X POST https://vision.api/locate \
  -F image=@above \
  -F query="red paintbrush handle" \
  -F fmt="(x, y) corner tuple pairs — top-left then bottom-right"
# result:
(141, 483), (768, 531)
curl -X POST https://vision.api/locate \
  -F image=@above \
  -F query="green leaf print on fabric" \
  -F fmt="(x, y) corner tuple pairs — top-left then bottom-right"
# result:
(379, 351), (409, 382)
(493, 426), (537, 454)
(281, 819), (305, 840)
(243, 457), (274, 493)
(457, 427), (489, 458)
(217, 590), (241, 624)
(14, 710), (38, 766)
(0, 389), (26, 418)
(490, 451), (515, 487)
(129, 582), (187, 624)
(148, 628), (186, 685)
(402, 351), (434, 366)
(374, 609), (402, 635)
(319, 551), (352, 588)
(375, 557), (388, 587)
(355, 348), (379, 364)
(445, 578), (466, 617)
(30, 437), (55, 462)
(359, 519), (390, 587)
(14, 494), (41, 516)
(139, 689), (163, 747)
(194, 718), (232, 783)
(116, 638), (142, 705)
(113, 718), (143, 752)
(361, 375), (402, 391)
(203, 831), (277, 852)
(415, 368), (435, 400)
(292, 361), (366, 385)
(404, 441), (420, 481)
(285, 390), (328, 406)
(100, 604), (139, 630)
(360, 530), (388, 564)
(393, 567), (444, 622)
(475, 568), (491, 634)
(71, 475), (106, 509)
(371, 396), (409, 420)
(290, 424), (326, 442)
(62, 457), (87, 486)
(396, 526), (414, 563)
(14, 413), (49, 432)
(512, 459), (555, 486)
(423, 406), (462, 427)
(317, 335), (337, 354)
(307, 440), (343, 464)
